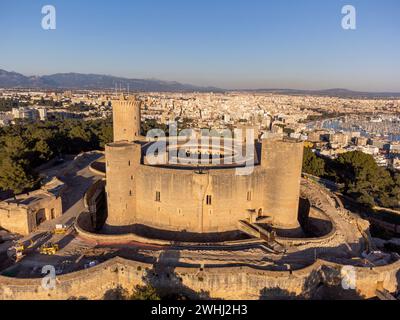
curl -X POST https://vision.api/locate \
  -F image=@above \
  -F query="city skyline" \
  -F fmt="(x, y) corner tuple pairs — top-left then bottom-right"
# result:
(1, 0), (399, 92)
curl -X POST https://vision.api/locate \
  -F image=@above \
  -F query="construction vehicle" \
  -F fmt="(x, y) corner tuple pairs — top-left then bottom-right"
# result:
(14, 242), (25, 253)
(8, 240), (33, 262)
(39, 243), (59, 255)
(8, 242), (26, 262)
(53, 224), (70, 235)
(11, 239), (34, 254)
(53, 228), (66, 235)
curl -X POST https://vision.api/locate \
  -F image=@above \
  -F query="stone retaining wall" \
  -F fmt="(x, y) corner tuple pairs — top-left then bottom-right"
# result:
(0, 257), (398, 300)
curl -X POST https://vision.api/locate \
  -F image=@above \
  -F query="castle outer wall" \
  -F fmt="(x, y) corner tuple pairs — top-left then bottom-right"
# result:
(0, 257), (398, 300)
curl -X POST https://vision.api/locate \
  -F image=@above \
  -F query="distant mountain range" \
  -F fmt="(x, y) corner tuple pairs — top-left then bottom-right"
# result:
(0, 69), (222, 92)
(1, 69), (400, 98)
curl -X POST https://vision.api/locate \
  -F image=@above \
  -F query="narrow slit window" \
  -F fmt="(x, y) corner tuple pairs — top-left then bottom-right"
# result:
(206, 195), (212, 205)
(247, 191), (252, 201)
(155, 191), (161, 202)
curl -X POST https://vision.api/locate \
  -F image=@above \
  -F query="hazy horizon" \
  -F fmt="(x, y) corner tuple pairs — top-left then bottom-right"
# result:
(3, 67), (400, 94)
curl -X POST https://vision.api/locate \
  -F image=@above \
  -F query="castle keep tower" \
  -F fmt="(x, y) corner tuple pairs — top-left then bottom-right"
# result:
(112, 96), (141, 142)
(105, 141), (141, 228)
(106, 95), (142, 229)
(261, 138), (304, 233)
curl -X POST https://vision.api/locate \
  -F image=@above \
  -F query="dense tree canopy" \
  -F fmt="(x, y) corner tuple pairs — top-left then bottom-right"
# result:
(335, 151), (400, 208)
(0, 118), (165, 195)
(0, 98), (29, 112)
(130, 285), (161, 300)
(0, 158), (36, 195)
(303, 148), (400, 209)
(302, 148), (326, 177)
(0, 119), (113, 195)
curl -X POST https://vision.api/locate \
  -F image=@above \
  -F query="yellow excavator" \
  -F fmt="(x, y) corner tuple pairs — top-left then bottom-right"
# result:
(53, 224), (70, 235)
(39, 243), (59, 255)
(53, 228), (66, 235)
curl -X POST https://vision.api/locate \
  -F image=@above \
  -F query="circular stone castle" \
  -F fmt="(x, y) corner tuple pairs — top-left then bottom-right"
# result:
(104, 96), (305, 239)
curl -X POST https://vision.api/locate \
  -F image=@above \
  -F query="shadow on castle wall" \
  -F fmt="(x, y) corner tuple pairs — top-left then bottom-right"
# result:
(259, 268), (366, 300)
(102, 250), (214, 300)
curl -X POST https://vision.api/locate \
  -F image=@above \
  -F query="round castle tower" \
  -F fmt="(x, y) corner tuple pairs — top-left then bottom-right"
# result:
(112, 96), (141, 142)
(105, 95), (142, 229)
(261, 137), (304, 234)
(105, 141), (141, 229)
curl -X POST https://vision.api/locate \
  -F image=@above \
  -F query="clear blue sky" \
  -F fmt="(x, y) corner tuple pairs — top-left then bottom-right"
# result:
(0, 0), (399, 91)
